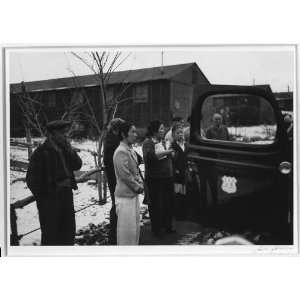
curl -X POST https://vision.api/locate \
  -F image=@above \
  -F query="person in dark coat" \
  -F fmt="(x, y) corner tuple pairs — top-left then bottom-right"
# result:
(103, 118), (124, 245)
(142, 120), (175, 237)
(170, 124), (187, 220)
(26, 120), (82, 245)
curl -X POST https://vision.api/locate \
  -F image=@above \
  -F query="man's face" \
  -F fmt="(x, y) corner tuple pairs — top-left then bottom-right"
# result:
(127, 125), (137, 145)
(213, 115), (222, 127)
(52, 126), (70, 143)
(173, 127), (184, 142)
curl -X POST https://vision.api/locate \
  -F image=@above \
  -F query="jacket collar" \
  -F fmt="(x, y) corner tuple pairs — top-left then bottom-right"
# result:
(43, 138), (61, 153)
(120, 141), (132, 151)
(172, 140), (185, 151)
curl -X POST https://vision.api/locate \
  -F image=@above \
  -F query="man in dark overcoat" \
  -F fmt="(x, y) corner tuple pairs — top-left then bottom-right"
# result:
(26, 120), (82, 245)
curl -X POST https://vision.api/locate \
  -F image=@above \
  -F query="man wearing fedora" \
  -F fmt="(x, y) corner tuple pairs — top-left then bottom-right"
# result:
(26, 120), (82, 245)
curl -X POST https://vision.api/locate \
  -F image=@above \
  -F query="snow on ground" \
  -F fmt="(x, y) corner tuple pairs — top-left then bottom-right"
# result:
(10, 146), (31, 163)
(71, 139), (98, 171)
(227, 125), (276, 143)
(10, 138), (145, 246)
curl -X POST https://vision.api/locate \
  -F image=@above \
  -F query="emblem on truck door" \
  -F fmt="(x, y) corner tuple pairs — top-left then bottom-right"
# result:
(221, 176), (237, 194)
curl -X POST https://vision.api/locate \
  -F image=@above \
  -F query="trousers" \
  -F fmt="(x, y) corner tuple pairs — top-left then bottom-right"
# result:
(115, 196), (140, 245)
(146, 177), (174, 234)
(37, 187), (75, 245)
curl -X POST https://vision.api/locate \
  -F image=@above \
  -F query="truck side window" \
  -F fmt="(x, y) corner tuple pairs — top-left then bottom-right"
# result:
(200, 94), (277, 144)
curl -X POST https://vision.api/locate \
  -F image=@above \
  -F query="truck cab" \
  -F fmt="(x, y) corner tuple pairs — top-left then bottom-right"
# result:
(186, 84), (293, 244)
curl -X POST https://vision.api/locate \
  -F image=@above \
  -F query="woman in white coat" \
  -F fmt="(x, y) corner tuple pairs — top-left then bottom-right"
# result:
(113, 121), (144, 245)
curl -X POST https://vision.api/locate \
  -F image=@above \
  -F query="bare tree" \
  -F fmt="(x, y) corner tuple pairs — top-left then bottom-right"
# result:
(15, 82), (48, 158)
(71, 51), (133, 142)
(14, 81), (86, 159)
(70, 51), (137, 203)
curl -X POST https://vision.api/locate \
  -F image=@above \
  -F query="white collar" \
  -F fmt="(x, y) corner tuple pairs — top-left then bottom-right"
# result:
(151, 137), (160, 144)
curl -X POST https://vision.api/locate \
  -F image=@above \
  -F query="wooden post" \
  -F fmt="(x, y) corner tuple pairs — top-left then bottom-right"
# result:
(92, 150), (105, 204)
(25, 126), (33, 159)
(98, 171), (103, 203)
(98, 154), (106, 204)
(103, 171), (107, 202)
(95, 148), (103, 203)
(100, 169), (107, 204)
(10, 204), (19, 246)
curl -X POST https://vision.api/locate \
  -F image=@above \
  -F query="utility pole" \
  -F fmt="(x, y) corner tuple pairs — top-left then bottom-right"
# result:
(160, 51), (164, 74)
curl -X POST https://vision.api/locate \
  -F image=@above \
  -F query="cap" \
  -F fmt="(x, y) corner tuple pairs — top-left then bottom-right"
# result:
(46, 120), (72, 132)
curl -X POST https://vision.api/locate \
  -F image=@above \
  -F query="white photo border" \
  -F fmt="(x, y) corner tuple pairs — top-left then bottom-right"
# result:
(3, 44), (299, 256)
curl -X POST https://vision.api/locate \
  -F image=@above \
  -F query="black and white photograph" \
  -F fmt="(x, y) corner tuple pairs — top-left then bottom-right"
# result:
(2, 3), (300, 300)
(4, 45), (297, 255)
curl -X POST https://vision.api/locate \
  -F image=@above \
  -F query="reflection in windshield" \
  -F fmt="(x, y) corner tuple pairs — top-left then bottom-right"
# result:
(205, 113), (230, 141)
(201, 94), (277, 144)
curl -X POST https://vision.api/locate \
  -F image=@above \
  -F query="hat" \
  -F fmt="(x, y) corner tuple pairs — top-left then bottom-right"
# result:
(46, 120), (72, 132)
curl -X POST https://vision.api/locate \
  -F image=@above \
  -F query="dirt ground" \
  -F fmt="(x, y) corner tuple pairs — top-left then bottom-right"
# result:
(140, 219), (204, 245)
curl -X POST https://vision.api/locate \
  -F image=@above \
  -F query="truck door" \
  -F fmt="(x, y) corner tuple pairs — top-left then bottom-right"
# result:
(186, 85), (292, 244)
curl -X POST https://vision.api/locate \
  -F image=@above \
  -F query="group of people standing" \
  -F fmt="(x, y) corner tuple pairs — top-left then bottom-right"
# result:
(26, 116), (189, 246)
(105, 117), (189, 245)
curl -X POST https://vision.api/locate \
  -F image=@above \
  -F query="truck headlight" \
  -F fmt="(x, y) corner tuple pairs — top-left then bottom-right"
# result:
(279, 161), (292, 175)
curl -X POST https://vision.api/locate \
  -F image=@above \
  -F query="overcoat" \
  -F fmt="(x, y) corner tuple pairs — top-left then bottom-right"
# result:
(26, 139), (82, 199)
(170, 141), (187, 184)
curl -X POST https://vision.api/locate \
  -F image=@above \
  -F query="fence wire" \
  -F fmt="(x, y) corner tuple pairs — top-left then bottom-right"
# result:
(18, 195), (111, 240)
